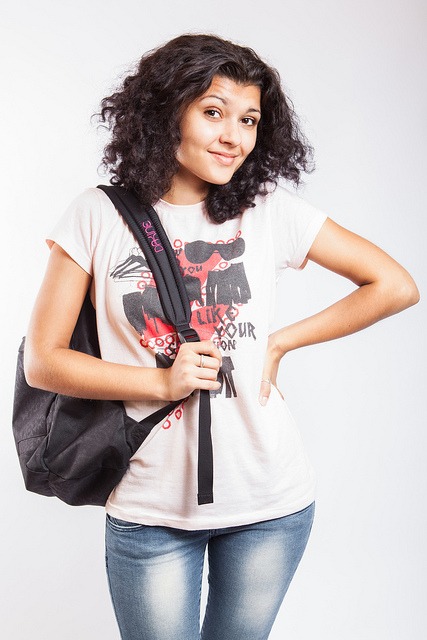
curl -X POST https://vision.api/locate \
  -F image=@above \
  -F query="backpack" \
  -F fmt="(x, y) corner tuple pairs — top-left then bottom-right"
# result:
(12, 186), (213, 506)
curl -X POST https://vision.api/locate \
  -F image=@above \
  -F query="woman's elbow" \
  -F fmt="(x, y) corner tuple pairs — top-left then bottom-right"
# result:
(386, 271), (420, 313)
(23, 358), (41, 390)
(400, 279), (420, 309)
(23, 344), (51, 390)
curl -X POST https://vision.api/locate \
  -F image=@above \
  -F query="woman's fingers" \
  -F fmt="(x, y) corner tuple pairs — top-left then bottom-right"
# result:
(194, 352), (221, 375)
(259, 378), (272, 407)
(189, 342), (222, 383)
(259, 337), (282, 406)
(166, 340), (222, 399)
(187, 341), (222, 367)
(195, 340), (222, 363)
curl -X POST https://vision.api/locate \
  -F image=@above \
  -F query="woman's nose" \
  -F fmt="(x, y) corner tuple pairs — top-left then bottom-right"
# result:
(219, 119), (241, 146)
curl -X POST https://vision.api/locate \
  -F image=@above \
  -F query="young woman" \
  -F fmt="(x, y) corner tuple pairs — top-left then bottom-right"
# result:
(24, 34), (419, 640)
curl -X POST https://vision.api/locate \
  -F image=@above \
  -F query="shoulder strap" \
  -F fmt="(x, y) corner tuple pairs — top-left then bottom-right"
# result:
(97, 185), (213, 505)
(97, 185), (198, 342)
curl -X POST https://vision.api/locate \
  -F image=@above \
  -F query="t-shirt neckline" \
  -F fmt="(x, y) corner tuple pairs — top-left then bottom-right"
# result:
(157, 198), (205, 213)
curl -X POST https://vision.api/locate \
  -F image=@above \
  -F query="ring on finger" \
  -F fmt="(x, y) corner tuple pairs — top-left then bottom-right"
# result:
(200, 354), (205, 368)
(261, 378), (271, 384)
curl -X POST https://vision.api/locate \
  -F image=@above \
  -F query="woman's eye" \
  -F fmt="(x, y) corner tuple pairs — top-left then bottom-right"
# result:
(241, 117), (257, 126)
(205, 109), (221, 118)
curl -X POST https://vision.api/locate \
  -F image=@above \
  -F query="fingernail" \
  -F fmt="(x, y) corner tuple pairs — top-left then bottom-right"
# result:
(260, 396), (268, 407)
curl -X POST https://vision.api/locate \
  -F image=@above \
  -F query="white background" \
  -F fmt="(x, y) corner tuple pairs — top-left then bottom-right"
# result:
(1, 1), (426, 638)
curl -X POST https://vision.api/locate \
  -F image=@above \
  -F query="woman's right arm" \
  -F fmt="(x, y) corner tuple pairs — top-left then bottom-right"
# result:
(24, 244), (221, 402)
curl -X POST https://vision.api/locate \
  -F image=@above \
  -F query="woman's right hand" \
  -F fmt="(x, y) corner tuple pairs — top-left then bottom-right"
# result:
(25, 242), (222, 403)
(163, 341), (222, 401)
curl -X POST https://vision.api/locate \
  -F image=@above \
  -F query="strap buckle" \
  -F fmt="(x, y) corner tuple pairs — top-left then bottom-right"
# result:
(177, 326), (200, 344)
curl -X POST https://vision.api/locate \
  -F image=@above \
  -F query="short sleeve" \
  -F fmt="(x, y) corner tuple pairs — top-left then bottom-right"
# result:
(268, 184), (327, 273)
(46, 188), (104, 275)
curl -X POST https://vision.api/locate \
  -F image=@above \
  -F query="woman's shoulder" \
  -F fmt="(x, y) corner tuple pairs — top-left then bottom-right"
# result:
(47, 187), (120, 256)
(55, 186), (121, 234)
(255, 180), (311, 209)
(255, 180), (327, 225)
(66, 186), (116, 216)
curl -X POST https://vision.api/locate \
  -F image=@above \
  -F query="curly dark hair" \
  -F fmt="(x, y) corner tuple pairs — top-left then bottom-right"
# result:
(98, 34), (314, 223)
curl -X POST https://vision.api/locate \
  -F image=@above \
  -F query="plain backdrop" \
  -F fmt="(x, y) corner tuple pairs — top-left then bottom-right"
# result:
(1, 1), (426, 638)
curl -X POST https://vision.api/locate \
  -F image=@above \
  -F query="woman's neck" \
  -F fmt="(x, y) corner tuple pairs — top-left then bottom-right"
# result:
(162, 168), (209, 205)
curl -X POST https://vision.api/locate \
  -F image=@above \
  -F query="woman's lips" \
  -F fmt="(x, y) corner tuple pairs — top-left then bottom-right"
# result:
(208, 151), (238, 166)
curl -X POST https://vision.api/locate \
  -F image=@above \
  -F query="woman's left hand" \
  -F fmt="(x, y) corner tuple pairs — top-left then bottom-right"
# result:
(259, 333), (283, 406)
(258, 217), (419, 408)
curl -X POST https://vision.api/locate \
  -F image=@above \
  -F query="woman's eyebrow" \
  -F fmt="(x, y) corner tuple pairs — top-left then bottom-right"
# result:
(200, 93), (227, 104)
(200, 94), (261, 114)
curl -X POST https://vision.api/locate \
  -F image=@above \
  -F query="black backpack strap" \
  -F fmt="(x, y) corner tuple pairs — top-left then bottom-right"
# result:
(197, 388), (213, 505)
(97, 185), (193, 336)
(97, 185), (213, 505)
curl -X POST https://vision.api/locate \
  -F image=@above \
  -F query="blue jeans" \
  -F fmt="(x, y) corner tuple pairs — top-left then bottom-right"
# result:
(105, 502), (314, 640)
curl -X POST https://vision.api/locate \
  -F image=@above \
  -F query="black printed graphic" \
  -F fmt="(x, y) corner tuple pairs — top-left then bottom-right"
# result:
(110, 234), (256, 407)
(184, 237), (245, 263)
(110, 251), (149, 280)
(206, 263), (251, 306)
(123, 289), (165, 334)
(210, 356), (237, 398)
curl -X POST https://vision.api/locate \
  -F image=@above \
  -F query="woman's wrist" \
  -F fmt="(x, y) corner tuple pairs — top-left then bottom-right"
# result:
(268, 329), (292, 360)
(138, 366), (172, 402)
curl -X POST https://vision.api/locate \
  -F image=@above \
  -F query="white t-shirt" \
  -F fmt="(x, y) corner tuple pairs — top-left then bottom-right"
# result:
(48, 184), (327, 530)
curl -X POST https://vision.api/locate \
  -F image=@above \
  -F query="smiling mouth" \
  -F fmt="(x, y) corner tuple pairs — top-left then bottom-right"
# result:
(208, 151), (238, 166)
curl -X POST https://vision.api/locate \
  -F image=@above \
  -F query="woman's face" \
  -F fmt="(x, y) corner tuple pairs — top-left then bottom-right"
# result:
(166, 76), (261, 204)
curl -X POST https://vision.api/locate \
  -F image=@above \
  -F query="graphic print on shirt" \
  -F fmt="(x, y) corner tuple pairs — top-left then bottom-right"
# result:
(109, 233), (255, 406)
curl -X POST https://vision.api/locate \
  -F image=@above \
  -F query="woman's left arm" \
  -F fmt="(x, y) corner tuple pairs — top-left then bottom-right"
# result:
(259, 218), (420, 405)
